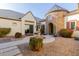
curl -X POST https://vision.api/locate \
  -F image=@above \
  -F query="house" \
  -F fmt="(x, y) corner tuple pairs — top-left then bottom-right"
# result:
(40, 5), (69, 35)
(0, 9), (37, 36)
(40, 4), (79, 35)
(0, 4), (79, 36)
(64, 6), (79, 31)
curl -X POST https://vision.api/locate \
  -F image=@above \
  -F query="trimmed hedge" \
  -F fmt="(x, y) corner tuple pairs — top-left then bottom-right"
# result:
(0, 28), (11, 37)
(58, 29), (73, 38)
(15, 32), (22, 38)
(29, 37), (43, 51)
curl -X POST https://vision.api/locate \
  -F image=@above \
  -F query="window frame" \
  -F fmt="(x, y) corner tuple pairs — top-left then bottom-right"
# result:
(70, 21), (75, 30)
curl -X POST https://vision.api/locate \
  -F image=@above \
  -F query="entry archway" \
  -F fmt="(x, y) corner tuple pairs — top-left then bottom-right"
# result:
(49, 23), (54, 35)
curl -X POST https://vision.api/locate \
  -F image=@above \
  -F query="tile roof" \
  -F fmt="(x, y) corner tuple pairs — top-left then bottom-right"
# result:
(0, 9), (41, 22)
(47, 5), (69, 14)
(0, 9), (24, 20)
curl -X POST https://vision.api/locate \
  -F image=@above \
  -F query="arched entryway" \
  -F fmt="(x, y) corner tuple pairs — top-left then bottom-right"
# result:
(49, 23), (54, 35)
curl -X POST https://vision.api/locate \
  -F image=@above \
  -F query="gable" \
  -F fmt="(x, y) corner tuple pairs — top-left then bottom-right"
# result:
(21, 11), (36, 22)
(46, 5), (69, 15)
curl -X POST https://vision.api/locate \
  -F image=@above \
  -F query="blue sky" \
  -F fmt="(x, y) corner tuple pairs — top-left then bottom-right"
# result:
(0, 3), (77, 19)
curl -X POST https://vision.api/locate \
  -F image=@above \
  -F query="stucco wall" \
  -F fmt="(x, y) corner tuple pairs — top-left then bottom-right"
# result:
(64, 14), (79, 30)
(0, 18), (21, 36)
(0, 12), (37, 36)
(21, 12), (36, 35)
(65, 14), (79, 21)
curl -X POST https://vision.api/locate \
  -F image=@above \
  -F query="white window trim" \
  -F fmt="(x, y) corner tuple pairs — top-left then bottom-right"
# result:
(70, 21), (76, 30)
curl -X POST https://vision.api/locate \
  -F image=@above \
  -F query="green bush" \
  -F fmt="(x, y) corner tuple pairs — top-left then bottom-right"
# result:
(58, 29), (73, 38)
(0, 28), (11, 37)
(29, 37), (43, 51)
(15, 32), (22, 38)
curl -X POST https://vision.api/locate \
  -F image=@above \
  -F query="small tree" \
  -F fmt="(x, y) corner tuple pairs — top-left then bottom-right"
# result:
(29, 37), (43, 51)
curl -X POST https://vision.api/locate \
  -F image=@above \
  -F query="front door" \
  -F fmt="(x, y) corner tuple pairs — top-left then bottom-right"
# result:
(29, 25), (33, 33)
(49, 23), (53, 35)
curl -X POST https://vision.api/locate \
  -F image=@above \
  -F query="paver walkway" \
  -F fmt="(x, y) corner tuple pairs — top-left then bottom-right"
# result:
(0, 35), (55, 56)
(18, 37), (79, 56)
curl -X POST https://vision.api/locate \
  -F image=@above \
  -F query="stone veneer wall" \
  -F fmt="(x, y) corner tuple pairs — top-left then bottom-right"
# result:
(46, 11), (68, 34)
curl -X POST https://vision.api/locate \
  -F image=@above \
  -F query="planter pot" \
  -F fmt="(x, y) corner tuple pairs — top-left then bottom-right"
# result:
(29, 37), (43, 51)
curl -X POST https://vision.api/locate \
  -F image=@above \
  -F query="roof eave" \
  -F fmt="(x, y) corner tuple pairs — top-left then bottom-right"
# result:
(48, 10), (69, 14)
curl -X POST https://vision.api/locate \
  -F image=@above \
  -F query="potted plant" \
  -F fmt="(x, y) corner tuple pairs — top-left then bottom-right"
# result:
(29, 37), (43, 51)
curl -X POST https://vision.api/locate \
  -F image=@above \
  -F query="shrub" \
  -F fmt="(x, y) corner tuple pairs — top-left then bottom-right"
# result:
(58, 29), (73, 38)
(15, 32), (22, 38)
(0, 28), (11, 37)
(29, 37), (43, 51)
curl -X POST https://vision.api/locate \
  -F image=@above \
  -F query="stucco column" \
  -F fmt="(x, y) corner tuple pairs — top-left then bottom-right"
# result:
(44, 21), (46, 34)
(46, 19), (49, 34)
(21, 20), (25, 35)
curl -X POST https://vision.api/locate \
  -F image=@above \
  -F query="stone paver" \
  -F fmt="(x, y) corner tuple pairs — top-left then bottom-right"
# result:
(18, 37), (79, 56)
(0, 35), (55, 56)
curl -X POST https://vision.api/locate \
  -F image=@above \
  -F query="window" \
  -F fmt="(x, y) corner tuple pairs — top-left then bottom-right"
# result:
(66, 22), (70, 29)
(25, 24), (29, 30)
(25, 24), (34, 34)
(71, 22), (75, 30)
(66, 21), (75, 30)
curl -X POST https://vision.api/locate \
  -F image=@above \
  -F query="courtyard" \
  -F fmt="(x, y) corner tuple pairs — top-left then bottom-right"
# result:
(0, 3), (79, 56)
(0, 35), (79, 56)
(18, 37), (79, 56)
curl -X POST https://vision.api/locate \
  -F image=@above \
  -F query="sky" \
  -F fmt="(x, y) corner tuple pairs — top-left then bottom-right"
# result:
(0, 3), (77, 19)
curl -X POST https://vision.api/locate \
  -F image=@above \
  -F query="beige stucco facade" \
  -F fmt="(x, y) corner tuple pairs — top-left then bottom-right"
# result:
(0, 12), (36, 36)
(64, 9), (79, 30)
(21, 12), (36, 35)
(0, 18), (21, 36)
